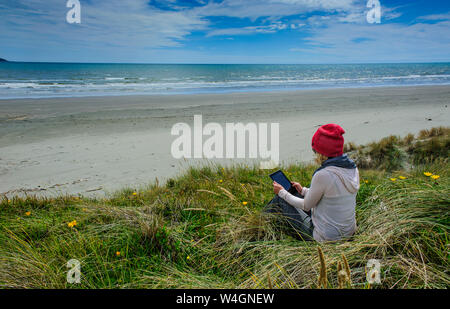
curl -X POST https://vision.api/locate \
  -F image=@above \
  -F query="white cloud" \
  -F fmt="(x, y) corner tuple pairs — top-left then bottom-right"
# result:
(338, 12), (366, 23)
(1, 0), (448, 63)
(381, 6), (403, 21)
(207, 22), (296, 37)
(0, 0), (208, 51)
(290, 19), (450, 62)
(194, 0), (356, 20)
(418, 12), (450, 21)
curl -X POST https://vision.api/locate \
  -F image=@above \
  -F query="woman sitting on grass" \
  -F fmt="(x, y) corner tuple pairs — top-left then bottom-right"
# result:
(267, 124), (360, 242)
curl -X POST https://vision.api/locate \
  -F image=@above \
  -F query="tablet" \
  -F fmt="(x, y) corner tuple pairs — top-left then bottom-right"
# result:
(269, 170), (292, 191)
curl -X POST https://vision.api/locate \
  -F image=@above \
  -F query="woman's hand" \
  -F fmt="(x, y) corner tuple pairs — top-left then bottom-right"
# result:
(291, 182), (303, 193)
(273, 181), (283, 195)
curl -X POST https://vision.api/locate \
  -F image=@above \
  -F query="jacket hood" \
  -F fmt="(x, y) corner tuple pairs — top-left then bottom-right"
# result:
(323, 166), (360, 194)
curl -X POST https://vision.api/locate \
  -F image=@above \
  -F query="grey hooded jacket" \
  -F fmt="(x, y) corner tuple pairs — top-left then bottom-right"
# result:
(278, 166), (360, 242)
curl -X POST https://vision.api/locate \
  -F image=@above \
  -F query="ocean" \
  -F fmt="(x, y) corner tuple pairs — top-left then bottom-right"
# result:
(0, 62), (449, 99)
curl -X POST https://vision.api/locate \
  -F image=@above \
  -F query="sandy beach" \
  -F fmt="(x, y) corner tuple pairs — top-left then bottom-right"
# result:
(1, 85), (449, 197)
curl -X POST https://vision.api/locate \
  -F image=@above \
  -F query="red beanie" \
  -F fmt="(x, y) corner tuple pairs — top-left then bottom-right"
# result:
(311, 124), (345, 158)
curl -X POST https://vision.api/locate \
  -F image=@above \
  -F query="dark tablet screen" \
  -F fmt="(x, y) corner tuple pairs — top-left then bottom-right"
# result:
(269, 170), (291, 191)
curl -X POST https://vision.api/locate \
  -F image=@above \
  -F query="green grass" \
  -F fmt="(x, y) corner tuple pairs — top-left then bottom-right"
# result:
(346, 126), (450, 171)
(0, 130), (449, 289)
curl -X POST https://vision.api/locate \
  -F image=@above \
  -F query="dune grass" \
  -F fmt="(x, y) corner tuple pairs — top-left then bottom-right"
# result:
(0, 130), (449, 289)
(345, 126), (450, 171)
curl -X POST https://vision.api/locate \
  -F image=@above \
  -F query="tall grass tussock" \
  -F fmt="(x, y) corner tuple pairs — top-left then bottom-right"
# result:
(0, 128), (449, 289)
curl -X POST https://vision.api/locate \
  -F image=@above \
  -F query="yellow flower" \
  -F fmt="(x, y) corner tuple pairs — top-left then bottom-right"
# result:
(431, 175), (440, 180)
(7, 199), (11, 203)
(219, 179), (223, 183)
(132, 192), (137, 196)
(242, 201), (248, 206)
(116, 251), (121, 257)
(67, 220), (77, 228)
(364, 180), (369, 184)
(25, 211), (31, 216)
(390, 178), (397, 182)
(186, 255), (190, 260)
(399, 176), (406, 180)
(424, 172), (432, 177)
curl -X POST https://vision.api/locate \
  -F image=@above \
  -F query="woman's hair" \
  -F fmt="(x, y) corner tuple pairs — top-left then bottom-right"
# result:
(313, 150), (328, 165)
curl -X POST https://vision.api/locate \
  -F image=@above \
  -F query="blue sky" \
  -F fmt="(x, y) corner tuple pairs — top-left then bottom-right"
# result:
(1, 0), (449, 63)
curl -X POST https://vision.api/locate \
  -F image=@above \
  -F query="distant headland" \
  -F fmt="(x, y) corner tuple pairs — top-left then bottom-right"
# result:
(0, 58), (8, 62)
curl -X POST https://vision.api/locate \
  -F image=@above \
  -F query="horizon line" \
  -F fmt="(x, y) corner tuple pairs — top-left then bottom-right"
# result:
(3, 60), (450, 65)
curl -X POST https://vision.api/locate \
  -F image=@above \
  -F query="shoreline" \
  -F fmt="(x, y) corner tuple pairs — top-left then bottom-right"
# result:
(1, 85), (449, 197)
(1, 83), (450, 102)
(2, 84), (449, 121)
